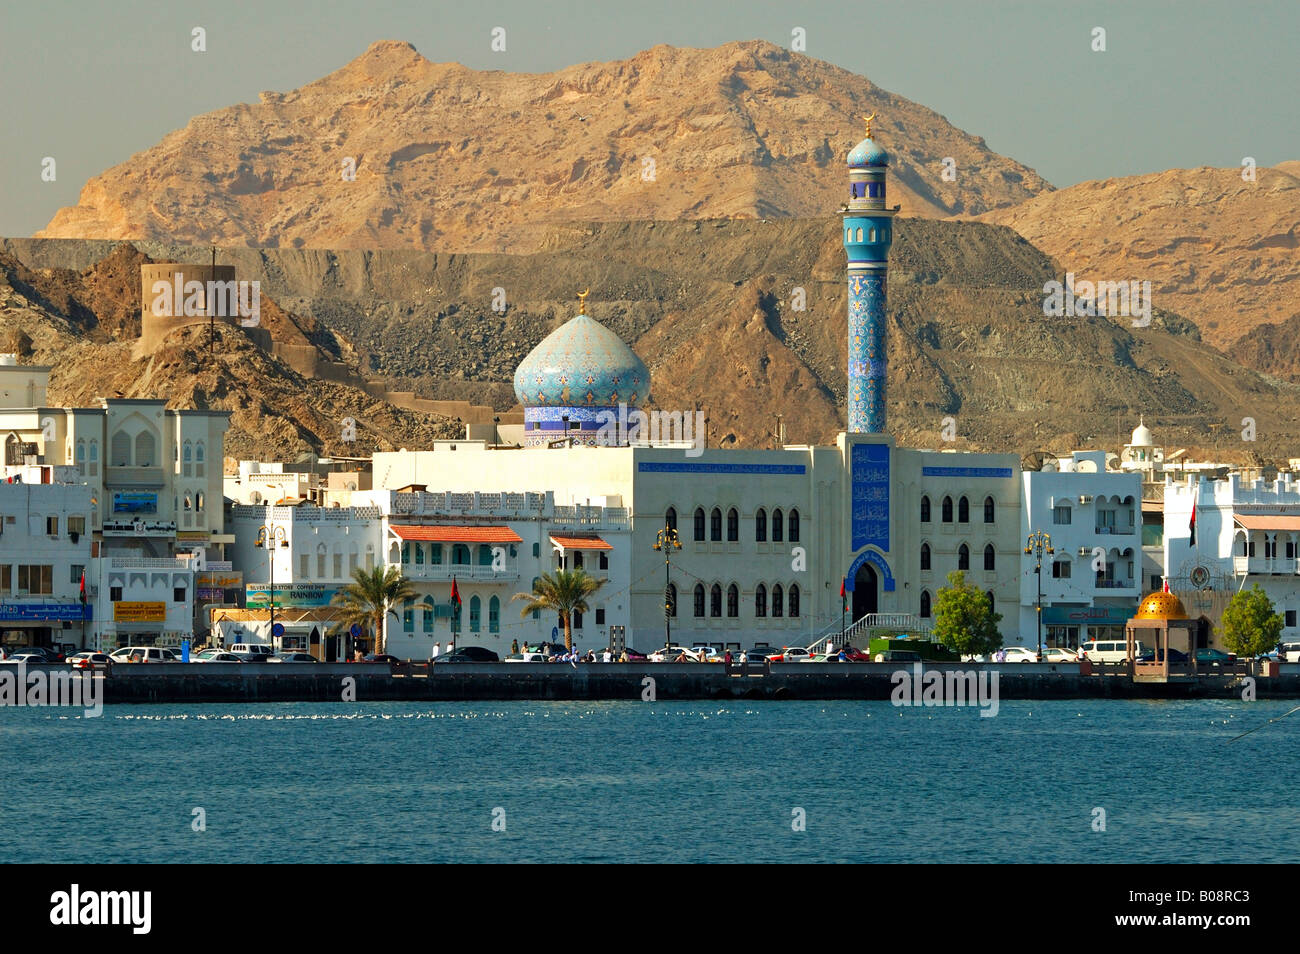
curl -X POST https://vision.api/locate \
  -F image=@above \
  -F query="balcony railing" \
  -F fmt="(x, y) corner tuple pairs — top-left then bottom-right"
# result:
(397, 563), (520, 582)
(1233, 557), (1300, 576)
(1094, 579), (1135, 589)
(110, 557), (196, 569)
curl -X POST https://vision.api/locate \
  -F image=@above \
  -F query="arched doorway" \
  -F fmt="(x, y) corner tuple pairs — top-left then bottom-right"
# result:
(853, 563), (878, 621)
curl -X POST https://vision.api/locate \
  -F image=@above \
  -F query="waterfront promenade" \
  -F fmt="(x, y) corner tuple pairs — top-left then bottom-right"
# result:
(29, 660), (1300, 703)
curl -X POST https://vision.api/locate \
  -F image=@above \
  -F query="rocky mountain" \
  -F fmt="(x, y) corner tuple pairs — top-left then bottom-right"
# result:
(9, 216), (1299, 462)
(976, 162), (1300, 353)
(37, 40), (1050, 252)
(0, 246), (460, 460)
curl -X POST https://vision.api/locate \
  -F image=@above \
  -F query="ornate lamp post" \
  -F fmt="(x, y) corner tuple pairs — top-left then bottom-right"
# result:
(653, 523), (682, 648)
(1024, 530), (1054, 661)
(255, 523), (287, 652)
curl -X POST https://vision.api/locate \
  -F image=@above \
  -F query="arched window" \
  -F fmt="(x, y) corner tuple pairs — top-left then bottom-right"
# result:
(421, 596), (435, 631)
(111, 431), (130, 466)
(489, 596), (500, 634)
(134, 431), (155, 467)
(530, 578), (542, 619)
(788, 509), (800, 543)
(772, 508), (784, 543)
(710, 508), (722, 542)
(921, 543), (931, 571)
(755, 508), (767, 542)
(984, 496), (995, 523)
(195, 442), (206, 478)
(573, 551), (584, 569)
(772, 584), (784, 618)
(183, 493), (192, 511)
(469, 595), (482, 632)
(75, 441), (86, 475)
(88, 440), (98, 476)
(921, 495), (931, 522)
(958, 496), (970, 523)
(317, 543), (327, 578)
(920, 591), (932, 618)
(984, 544), (996, 571)
(985, 591), (996, 611)
(403, 599), (414, 632)
(452, 544), (471, 565)
(183, 442), (192, 476)
(727, 584), (739, 618)
(755, 584), (767, 618)
(958, 544), (970, 570)
(666, 582), (677, 618)
(710, 584), (722, 618)
(727, 508), (739, 542)
(942, 497), (953, 523)
(665, 507), (677, 532)
(414, 542), (425, 565)
(400, 542), (411, 564)
(478, 544), (494, 566)
(693, 584), (705, 617)
(693, 508), (706, 542)
(788, 584), (800, 618)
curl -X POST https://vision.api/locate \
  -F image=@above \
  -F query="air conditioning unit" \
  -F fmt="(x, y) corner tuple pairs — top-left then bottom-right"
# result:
(1078, 495), (1093, 505)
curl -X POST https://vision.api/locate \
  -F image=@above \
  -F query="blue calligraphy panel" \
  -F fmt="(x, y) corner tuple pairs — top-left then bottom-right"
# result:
(851, 442), (890, 553)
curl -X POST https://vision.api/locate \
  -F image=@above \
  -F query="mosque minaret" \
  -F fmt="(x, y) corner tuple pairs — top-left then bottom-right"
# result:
(842, 114), (896, 434)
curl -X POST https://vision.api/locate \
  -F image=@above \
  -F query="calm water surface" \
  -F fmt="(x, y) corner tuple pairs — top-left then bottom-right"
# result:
(0, 699), (1293, 863)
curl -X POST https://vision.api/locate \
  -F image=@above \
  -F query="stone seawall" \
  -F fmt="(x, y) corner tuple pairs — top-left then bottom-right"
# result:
(80, 662), (1300, 704)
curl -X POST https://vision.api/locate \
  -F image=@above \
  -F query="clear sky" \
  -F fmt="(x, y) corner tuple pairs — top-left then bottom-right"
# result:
(1, 0), (1295, 236)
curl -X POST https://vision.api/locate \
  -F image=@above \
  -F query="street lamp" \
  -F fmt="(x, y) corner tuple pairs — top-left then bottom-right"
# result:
(1024, 530), (1054, 661)
(255, 523), (287, 652)
(653, 523), (682, 649)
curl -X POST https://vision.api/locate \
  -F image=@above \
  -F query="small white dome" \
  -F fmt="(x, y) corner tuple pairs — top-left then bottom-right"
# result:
(1130, 416), (1153, 446)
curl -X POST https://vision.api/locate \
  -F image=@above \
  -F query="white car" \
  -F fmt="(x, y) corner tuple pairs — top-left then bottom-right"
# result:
(195, 651), (242, 663)
(649, 646), (701, 662)
(109, 646), (180, 663)
(270, 652), (317, 663)
(228, 643), (276, 662)
(996, 647), (1040, 663)
(6, 652), (48, 664)
(503, 651), (550, 663)
(1043, 647), (1080, 663)
(66, 652), (112, 667)
(1280, 642), (1300, 663)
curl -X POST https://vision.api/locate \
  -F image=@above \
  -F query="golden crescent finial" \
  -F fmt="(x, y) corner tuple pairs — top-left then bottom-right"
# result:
(577, 288), (590, 314)
(863, 112), (876, 139)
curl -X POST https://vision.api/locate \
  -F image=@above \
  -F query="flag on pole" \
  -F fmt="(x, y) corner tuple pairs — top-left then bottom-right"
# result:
(449, 577), (462, 615)
(1189, 492), (1198, 546)
(79, 569), (87, 605)
(1162, 577), (1171, 594)
(840, 578), (847, 610)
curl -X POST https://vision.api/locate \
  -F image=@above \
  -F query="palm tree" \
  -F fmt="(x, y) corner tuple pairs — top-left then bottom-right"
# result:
(512, 568), (606, 651)
(331, 565), (415, 656)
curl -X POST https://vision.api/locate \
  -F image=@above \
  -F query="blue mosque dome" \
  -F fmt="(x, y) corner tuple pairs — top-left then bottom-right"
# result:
(847, 113), (889, 167)
(513, 303), (650, 410)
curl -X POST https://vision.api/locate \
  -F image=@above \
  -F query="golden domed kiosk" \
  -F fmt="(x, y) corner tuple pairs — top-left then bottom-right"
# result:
(1126, 590), (1197, 682)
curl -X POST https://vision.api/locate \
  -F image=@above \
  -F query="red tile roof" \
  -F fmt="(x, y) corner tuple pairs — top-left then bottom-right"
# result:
(1234, 514), (1300, 532)
(391, 525), (522, 543)
(550, 533), (612, 550)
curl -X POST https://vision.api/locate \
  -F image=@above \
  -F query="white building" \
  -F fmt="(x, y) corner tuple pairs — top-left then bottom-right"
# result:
(1163, 472), (1300, 649)
(1020, 451), (1142, 648)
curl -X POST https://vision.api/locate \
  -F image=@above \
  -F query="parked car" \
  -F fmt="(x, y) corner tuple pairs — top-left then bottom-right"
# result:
(228, 643), (275, 663)
(873, 650), (922, 662)
(766, 647), (813, 663)
(108, 646), (180, 663)
(446, 646), (499, 663)
(1042, 647), (1080, 663)
(195, 651), (242, 663)
(1194, 648), (1236, 667)
(6, 652), (49, 664)
(65, 651), (112, 667)
(363, 653), (403, 665)
(10, 646), (64, 663)
(804, 647), (871, 662)
(270, 652), (317, 663)
(1279, 642), (1300, 663)
(503, 651), (550, 663)
(1136, 647), (1189, 664)
(1079, 640), (1147, 663)
(649, 646), (701, 662)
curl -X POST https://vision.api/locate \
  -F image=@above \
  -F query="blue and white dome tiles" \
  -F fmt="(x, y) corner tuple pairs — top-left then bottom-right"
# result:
(513, 313), (650, 409)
